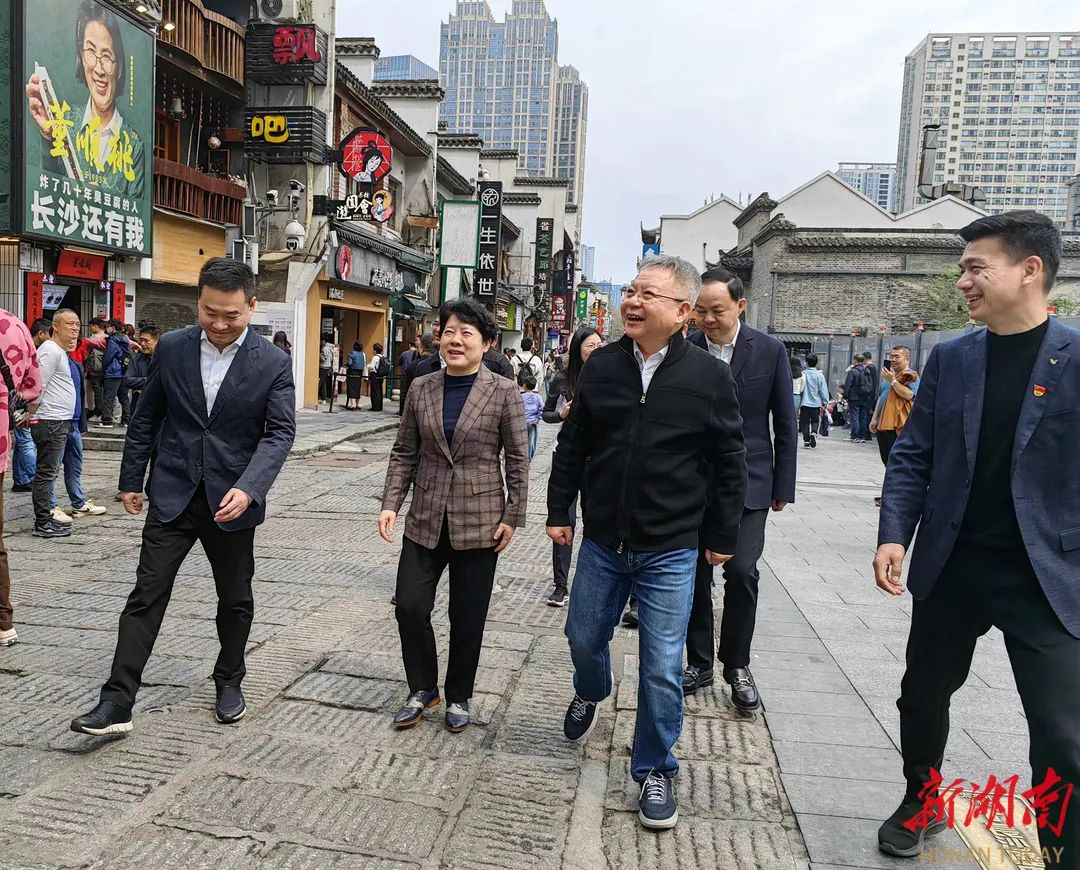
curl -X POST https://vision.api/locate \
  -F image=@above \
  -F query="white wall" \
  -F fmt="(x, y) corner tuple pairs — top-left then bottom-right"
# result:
(659, 199), (741, 271)
(893, 196), (986, 228)
(779, 174), (894, 229)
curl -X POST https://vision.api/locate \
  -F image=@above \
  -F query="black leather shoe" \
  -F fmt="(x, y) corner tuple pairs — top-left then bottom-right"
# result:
(215, 686), (246, 723)
(393, 687), (440, 729)
(723, 667), (760, 710)
(878, 795), (949, 857)
(70, 700), (132, 736)
(445, 700), (470, 733)
(682, 665), (714, 695)
(621, 605), (639, 629)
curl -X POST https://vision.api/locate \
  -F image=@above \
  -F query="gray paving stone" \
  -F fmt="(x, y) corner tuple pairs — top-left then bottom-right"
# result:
(763, 711), (894, 749)
(602, 814), (798, 869)
(796, 813), (965, 868)
(0, 747), (64, 796)
(610, 711), (775, 765)
(606, 757), (783, 821)
(165, 773), (444, 859)
(762, 688), (874, 719)
(345, 748), (476, 809)
(87, 826), (265, 870)
(445, 755), (577, 869)
(780, 773), (906, 822)
(221, 731), (349, 783)
(772, 742), (905, 784)
(752, 665), (856, 694)
(284, 671), (399, 711)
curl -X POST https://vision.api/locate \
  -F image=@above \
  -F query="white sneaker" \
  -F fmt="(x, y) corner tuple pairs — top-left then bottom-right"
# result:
(51, 507), (74, 525)
(72, 501), (107, 517)
(0, 628), (17, 646)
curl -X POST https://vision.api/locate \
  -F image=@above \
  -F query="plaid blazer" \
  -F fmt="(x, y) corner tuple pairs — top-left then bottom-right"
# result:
(382, 364), (529, 550)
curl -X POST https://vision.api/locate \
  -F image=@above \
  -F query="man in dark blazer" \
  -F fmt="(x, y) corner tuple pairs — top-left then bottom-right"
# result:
(682, 268), (797, 709)
(874, 211), (1080, 861)
(71, 258), (296, 736)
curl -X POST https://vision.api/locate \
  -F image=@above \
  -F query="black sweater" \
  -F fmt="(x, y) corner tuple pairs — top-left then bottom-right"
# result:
(542, 371), (570, 424)
(547, 332), (747, 553)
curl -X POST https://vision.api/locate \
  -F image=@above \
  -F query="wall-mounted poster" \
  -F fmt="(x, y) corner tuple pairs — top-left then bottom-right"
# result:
(21, 0), (154, 256)
(339, 128), (392, 184)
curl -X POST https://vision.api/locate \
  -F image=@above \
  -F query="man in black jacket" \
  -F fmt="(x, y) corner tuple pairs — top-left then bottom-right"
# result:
(548, 254), (746, 831)
(683, 269), (797, 708)
(122, 324), (160, 420)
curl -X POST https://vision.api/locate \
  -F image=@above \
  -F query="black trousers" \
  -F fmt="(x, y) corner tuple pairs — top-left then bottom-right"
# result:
(799, 406), (821, 443)
(395, 520), (498, 702)
(100, 484), (256, 709)
(102, 377), (129, 425)
(899, 546), (1080, 859)
(876, 428), (898, 467)
(686, 507), (769, 671)
(552, 495), (578, 591)
(369, 375), (384, 411)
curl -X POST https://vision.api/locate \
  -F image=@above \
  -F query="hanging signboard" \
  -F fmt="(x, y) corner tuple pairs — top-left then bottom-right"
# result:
(534, 217), (553, 303)
(575, 285), (589, 322)
(550, 294), (567, 329)
(245, 22), (328, 85)
(20, 0), (154, 256)
(474, 181), (502, 300)
(438, 200), (481, 269)
(244, 107), (327, 163)
(329, 188), (393, 223)
(339, 128), (392, 184)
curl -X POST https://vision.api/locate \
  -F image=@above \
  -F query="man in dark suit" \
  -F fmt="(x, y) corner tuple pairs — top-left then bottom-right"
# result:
(682, 268), (797, 709)
(874, 211), (1080, 861)
(70, 258), (296, 735)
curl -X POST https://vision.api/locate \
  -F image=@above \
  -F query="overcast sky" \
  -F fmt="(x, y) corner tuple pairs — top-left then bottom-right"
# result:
(338, 1), (1078, 283)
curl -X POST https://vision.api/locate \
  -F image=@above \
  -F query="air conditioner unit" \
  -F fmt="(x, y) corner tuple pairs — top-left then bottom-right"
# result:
(257, 0), (312, 22)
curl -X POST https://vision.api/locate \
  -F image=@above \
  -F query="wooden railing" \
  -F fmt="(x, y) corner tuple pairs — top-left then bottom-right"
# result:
(153, 158), (245, 225)
(160, 0), (245, 87)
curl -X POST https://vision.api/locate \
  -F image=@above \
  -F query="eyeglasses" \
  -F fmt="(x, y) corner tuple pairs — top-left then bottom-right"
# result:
(622, 287), (689, 305)
(82, 48), (117, 74)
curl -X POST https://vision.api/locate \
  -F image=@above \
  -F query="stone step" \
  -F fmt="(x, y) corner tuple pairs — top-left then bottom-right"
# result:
(83, 428), (126, 452)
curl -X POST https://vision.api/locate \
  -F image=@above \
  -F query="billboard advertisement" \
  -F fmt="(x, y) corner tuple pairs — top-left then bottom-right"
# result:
(21, 0), (153, 256)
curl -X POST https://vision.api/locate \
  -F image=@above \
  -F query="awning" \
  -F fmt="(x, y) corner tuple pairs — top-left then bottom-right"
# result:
(333, 222), (435, 273)
(403, 295), (433, 316)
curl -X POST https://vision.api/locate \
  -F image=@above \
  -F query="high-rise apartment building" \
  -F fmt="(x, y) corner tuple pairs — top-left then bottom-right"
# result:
(896, 32), (1080, 222)
(837, 162), (897, 211)
(554, 65), (588, 206)
(581, 245), (595, 281)
(439, 1), (588, 209)
(375, 55), (440, 81)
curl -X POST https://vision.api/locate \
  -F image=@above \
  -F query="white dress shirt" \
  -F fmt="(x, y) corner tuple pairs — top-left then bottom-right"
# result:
(705, 321), (741, 365)
(633, 343), (669, 394)
(200, 328), (247, 415)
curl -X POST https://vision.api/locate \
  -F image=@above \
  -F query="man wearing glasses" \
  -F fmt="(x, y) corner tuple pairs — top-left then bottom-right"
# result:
(548, 254), (746, 830)
(24, 1), (146, 199)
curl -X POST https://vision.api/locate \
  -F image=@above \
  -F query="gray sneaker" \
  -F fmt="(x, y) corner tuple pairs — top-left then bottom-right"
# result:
(33, 519), (71, 538)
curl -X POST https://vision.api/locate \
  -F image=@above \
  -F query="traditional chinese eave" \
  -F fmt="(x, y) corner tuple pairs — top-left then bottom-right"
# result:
(334, 63), (432, 158)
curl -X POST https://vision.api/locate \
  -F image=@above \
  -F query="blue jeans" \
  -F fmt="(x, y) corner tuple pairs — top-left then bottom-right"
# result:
(49, 422), (86, 510)
(565, 538), (697, 781)
(528, 425), (538, 462)
(849, 401), (871, 440)
(11, 427), (36, 486)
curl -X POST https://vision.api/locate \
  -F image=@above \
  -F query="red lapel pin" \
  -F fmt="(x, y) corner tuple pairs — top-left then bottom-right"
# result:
(1033, 385), (1047, 397)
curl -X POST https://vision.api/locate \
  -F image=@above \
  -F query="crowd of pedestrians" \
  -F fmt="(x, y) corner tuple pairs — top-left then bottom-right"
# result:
(0, 210), (1075, 860)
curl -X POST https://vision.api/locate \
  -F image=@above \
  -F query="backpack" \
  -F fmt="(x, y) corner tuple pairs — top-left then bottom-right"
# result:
(375, 355), (391, 377)
(517, 353), (539, 387)
(853, 366), (873, 401)
(87, 345), (105, 376)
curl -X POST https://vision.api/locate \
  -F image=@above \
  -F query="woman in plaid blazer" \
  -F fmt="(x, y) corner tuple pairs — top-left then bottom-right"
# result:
(379, 299), (529, 733)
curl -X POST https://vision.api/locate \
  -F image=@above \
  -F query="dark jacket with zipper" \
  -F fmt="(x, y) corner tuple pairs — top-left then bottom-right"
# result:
(547, 331), (747, 554)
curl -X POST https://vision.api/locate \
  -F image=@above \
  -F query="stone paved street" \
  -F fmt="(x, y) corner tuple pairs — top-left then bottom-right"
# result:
(0, 418), (1034, 869)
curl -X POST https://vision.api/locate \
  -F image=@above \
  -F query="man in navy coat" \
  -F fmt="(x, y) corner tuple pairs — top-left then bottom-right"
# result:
(71, 258), (296, 735)
(874, 211), (1080, 861)
(682, 268), (797, 709)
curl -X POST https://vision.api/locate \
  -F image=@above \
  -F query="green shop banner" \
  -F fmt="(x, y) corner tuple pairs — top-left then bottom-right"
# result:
(21, 0), (153, 256)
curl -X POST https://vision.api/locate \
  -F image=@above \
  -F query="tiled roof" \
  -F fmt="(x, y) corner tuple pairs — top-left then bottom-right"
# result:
(479, 148), (518, 159)
(785, 232), (965, 251)
(371, 79), (445, 100)
(336, 38), (380, 58)
(439, 133), (484, 149)
(502, 192), (541, 206)
(565, 204), (578, 213)
(513, 176), (569, 188)
(334, 62), (431, 158)
(436, 155), (473, 195)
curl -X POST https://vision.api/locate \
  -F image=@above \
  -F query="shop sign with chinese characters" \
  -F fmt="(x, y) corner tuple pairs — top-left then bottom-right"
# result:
(244, 107), (327, 164)
(550, 294), (567, 329)
(370, 269), (404, 293)
(534, 217), (553, 301)
(20, 0), (153, 256)
(244, 22), (328, 85)
(474, 181), (503, 300)
(329, 189), (394, 224)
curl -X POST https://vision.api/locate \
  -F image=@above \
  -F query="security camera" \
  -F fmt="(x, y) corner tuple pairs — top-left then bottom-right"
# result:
(289, 179), (306, 194)
(284, 219), (307, 252)
(266, 189), (279, 206)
